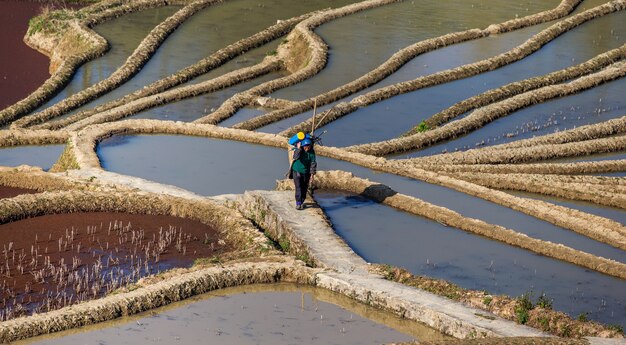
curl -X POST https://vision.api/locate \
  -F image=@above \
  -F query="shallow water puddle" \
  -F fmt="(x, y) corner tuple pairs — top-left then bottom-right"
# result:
(0, 145), (64, 171)
(15, 284), (444, 345)
(314, 190), (626, 327)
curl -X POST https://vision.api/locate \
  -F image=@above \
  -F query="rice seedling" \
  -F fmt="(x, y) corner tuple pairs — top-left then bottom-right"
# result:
(0, 216), (224, 321)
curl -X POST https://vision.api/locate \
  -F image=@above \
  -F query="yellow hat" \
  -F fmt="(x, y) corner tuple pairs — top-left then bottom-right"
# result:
(297, 132), (305, 140)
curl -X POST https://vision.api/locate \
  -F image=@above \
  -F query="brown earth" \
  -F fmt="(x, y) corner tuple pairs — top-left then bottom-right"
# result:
(0, 212), (227, 321)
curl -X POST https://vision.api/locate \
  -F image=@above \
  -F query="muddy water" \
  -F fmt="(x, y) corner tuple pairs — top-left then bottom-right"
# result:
(269, 0), (559, 102)
(315, 190), (626, 327)
(15, 283), (447, 345)
(0, 185), (38, 199)
(0, 1), (55, 110)
(0, 145), (63, 171)
(0, 212), (224, 320)
(41, 0), (359, 121)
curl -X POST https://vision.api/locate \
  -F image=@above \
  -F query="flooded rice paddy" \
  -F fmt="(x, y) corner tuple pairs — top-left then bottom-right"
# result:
(0, 185), (37, 199)
(402, 76), (626, 158)
(269, 0), (559, 102)
(0, 212), (225, 320)
(0, 145), (64, 171)
(37, 0), (361, 119)
(98, 134), (626, 325)
(1, 0), (625, 337)
(265, 7), (626, 146)
(507, 190), (626, 225)
(98, 135), (287, 195)
(314, 190), (626, 326)
(34, 7), (180, 114)
(15, 284), (445, 345)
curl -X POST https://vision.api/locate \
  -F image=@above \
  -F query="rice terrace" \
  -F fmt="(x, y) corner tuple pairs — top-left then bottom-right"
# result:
(0, 0), (625, 343)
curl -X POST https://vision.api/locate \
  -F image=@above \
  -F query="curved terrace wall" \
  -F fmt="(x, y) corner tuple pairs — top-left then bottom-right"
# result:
(64, 57), (282, 130)
(0, 189), (270, 255)
(0, 257), (310, 343)
(35, 12), (313, 130)
(64, 120), (626, 266)
(0, 0), (180, 126)
(231, 0), (582, 131)
(193, 0), (401, 125)
(276, 170), (626, 279)
(278, 0), (626, 137)
(423, 160), (626, 175)
(347, 46), (626, 156)
(12, 0), (227, 129)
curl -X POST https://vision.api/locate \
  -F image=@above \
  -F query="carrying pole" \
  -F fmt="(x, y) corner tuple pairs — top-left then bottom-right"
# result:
(311, 99), (317, 136)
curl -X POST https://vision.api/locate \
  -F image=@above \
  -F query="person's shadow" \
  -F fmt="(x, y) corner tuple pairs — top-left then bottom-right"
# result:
(306, 183), (397, 209)
(360, 184), (397, 203)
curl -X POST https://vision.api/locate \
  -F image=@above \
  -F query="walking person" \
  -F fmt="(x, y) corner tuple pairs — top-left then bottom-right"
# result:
(292, 138), (316, 210)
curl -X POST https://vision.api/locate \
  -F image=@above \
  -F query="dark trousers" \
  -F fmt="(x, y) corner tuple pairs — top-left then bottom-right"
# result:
(293, 171), (311, 204)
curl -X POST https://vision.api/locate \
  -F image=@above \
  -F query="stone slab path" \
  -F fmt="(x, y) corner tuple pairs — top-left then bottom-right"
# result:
(236, 190), (549, 339)
(57, 169), (625, 343)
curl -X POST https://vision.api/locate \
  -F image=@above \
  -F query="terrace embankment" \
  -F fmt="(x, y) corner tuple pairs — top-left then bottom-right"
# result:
(0, 0), (181, 126)
(275, 170), (626, 279)
(0, 184), (276, 319)
(232, 0), (582, 131)
(0, 1), (69, 110)
(375, 265), (622, 339)
(346, 45), (626, 156)
(439, 171), (626, 212)
(410, 116), (626, 174)
(413, 131), (626, 166)
(231, 189), (547, 339)
(194, 0), (401, 125)
(35, 11), (313, 130)
(278, 0), (626, 138)
(64, 119), (626, 260)
(0, 257), (310, 343)
(63, 57), (282, 130)
(11, 0), (227, 129)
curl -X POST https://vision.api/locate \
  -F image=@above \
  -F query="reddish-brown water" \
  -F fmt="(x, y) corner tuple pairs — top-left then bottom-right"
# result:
(0, 185), (38, 199)
(0, 212), (226, 321)
(0, 1), (80, 110)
